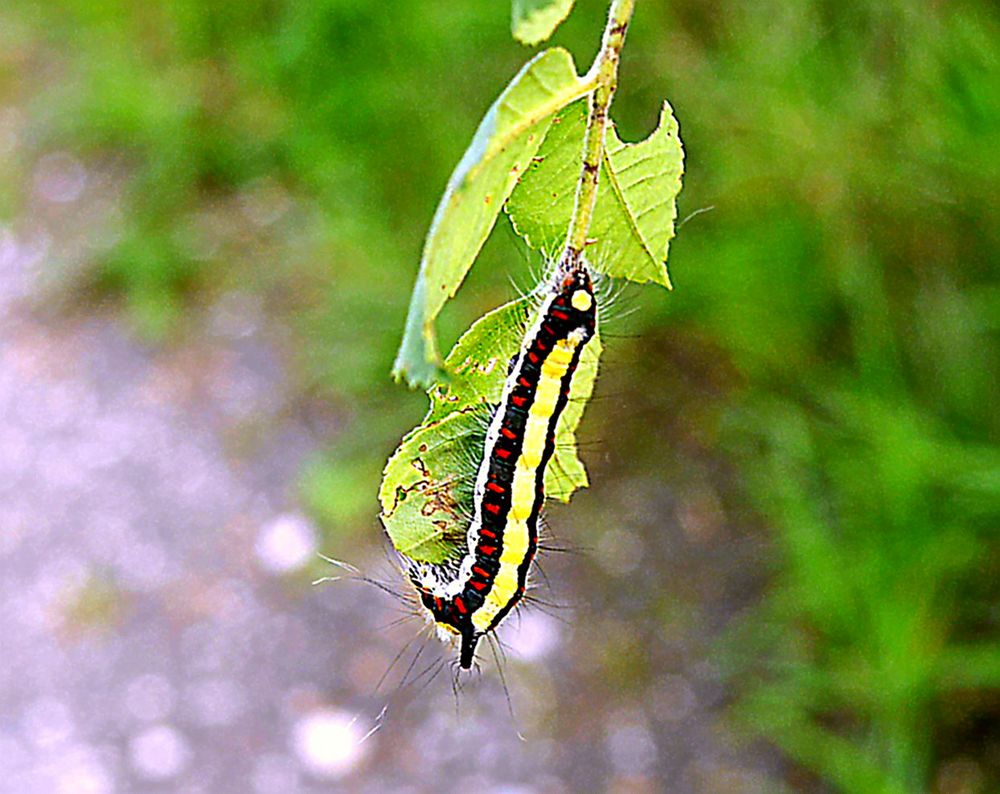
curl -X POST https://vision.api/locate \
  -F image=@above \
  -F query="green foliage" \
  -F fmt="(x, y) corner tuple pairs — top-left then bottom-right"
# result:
(506, 98), (682, 287)
(727, 388), (999, 792)
(512, 0), (576, 46)
(393, 47), (590, 388)
(636, 2), (1000, 787)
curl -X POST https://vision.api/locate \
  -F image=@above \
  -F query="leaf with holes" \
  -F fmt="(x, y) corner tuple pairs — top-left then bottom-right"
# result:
(506, 98), (684, 287)
(425, 297), (534, 424)
(379, 409), (484, 564)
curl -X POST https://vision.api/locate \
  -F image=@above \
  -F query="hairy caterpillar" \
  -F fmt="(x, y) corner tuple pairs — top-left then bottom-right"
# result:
(404, 257), (598, 669)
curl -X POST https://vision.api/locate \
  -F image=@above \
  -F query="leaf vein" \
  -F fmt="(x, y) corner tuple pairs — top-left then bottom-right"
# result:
(599, 149), (659, 266)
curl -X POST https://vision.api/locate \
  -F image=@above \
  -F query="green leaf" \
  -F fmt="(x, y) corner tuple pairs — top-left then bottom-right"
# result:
(392, 48), (591, 388)
(383, 293), (602, 562)
(425, 297), (535, 423)
(512, 0), (576, 46)
(378, 409), (484, 564)
(506, 99), (684, 287)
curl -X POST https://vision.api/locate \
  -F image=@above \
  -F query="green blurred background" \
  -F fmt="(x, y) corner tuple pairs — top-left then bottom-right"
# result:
(2, 0), (998, 790)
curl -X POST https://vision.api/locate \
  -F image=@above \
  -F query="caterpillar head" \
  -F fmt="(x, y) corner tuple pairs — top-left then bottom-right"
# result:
(551, 252), (596, 323)
(557, 263), (593, 297)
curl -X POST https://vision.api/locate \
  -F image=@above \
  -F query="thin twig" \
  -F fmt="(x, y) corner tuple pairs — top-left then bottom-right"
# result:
(565, 0), (636, 258)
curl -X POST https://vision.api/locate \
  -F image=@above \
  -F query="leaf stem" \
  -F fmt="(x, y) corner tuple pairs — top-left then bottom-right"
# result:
(564, 0), (635, 259)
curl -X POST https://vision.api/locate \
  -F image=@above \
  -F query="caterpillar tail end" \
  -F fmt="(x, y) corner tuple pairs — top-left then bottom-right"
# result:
(459, 630), (479, 670)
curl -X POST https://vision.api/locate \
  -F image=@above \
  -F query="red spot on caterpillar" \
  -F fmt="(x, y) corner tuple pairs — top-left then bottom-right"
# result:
(479, 544), (497, 556)
(454, 597), (468, 615)
(536, 339), (548, 351)
(484, 502), (501, 515)
(551, 310), (570, 321)
(473, 566), (491, 578)
(527, 351), (539, 364)
(470, 580), (488, 591)
(487, 482), (505, 494)
(518, 376), (532, 388)
(479, 528), (496, 539)
(542, 324), (555, 335)
(500, 427), (517, 440)
(554, 297), (566, 306)
(496, 447), (512, 460)
(511, 395), (527, 408)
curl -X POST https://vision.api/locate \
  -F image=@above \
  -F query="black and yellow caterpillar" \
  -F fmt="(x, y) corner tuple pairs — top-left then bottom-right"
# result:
(407, 260), (598, 668)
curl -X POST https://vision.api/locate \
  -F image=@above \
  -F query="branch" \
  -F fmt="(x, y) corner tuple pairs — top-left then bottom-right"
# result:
(564, 0), (635, 257)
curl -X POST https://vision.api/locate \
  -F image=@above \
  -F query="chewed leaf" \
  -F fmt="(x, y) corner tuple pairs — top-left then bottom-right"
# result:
(599, 100), (685, 287)
(392, 48), (591, 388)
(425, 296), (535, 423)
(506, 99), (684, 287)
(379, 410), (484, 564)
(512, 0), (576, 46)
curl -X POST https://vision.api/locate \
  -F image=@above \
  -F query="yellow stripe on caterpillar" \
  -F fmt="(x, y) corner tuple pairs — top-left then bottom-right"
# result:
(473, 516), (530, 631)
(509, 460), (537, 521)
(517, 338), (578, 469)
(469, 335), (580, 632)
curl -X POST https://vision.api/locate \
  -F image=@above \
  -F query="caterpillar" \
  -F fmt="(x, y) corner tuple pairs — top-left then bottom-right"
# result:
(405, 257), (598, 669)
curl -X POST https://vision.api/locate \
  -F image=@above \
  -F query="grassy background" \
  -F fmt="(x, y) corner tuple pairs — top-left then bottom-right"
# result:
(3, 0), (999, 789)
